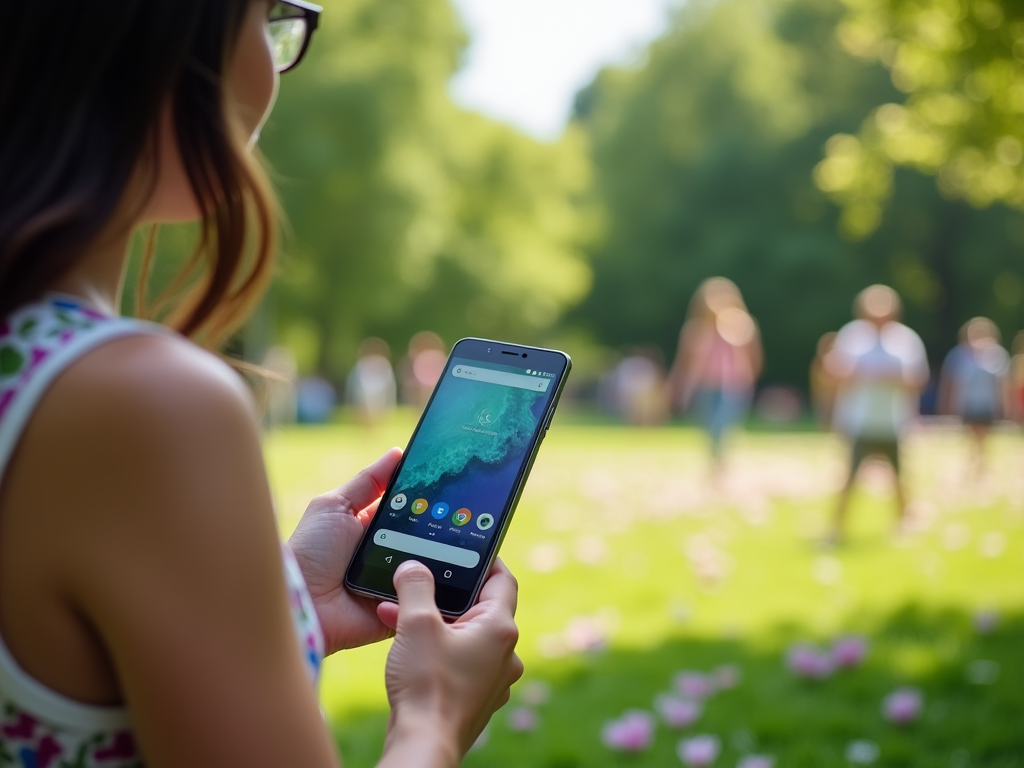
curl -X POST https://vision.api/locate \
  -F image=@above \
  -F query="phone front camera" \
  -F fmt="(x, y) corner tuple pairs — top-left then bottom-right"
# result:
(522, 353), (528, 358)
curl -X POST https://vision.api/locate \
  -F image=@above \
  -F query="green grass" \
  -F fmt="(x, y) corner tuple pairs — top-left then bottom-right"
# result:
(264, 417), (1024, 768)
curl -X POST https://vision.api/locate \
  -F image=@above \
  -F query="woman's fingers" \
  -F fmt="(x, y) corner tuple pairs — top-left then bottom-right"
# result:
(355, 499), (380, 527)
(509, 653), (525, 686)
(472, 558), (519, 618)
(331, 447), (402, 514)
(376, 600), (399, 630)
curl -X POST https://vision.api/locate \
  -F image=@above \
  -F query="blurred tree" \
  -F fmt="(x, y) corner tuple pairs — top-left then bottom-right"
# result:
(258, 0), (592, 380)
(573, 0), (1024, 392)
(816, 0), (1024, 239)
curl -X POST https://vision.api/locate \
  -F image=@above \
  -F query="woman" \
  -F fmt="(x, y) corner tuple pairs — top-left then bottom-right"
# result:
(668, 278), (763, 472)
(0, 3), (521, 766)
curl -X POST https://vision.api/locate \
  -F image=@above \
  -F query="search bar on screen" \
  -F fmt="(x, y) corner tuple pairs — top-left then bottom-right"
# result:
(373, 530), (481, 568)
(452, 365), (550, 392)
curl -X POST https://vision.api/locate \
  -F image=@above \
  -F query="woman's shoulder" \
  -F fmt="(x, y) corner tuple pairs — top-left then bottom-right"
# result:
(54, 331), (256, 431)
(25, 330), (262, 502)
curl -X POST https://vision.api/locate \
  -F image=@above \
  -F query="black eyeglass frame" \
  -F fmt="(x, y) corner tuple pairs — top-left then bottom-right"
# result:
(271, 0), (323, 73)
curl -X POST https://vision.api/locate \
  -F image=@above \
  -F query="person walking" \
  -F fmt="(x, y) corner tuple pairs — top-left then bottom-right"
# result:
(668, 278), (762, 476)
(346, 337), (398, 427)
(810, 331), (839, 428)
(1009, 330), (1024, 422)
(826, 285), (929, 543)
(938, 317), (1011, 478)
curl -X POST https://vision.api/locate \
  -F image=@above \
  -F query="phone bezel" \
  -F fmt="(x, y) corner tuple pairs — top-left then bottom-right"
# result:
(344, 337), (571, 616)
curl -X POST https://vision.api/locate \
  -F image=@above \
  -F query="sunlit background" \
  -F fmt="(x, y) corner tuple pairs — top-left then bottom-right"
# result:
(450, 0), (675, 139)
(140, 0), (1024, 765)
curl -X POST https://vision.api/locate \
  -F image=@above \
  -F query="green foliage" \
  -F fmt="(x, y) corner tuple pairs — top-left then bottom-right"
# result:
(258, 0), (593, 378)
(818, 0), (1024, 237)
(573, 0), (1024, 387)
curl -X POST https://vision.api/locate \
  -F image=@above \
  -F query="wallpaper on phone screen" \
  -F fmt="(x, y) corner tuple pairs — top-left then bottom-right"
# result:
(381, 360), (549, 553)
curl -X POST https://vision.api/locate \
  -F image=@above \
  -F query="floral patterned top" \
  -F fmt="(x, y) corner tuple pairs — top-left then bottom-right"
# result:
(0, 295), (324, 767)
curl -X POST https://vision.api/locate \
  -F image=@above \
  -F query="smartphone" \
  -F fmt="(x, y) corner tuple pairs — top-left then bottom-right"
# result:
(345, 337), (571, 616)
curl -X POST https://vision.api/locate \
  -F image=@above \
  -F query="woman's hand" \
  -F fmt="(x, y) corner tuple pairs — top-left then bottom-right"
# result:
(377, 560), (524, 766)
(287, 448), (402, 655)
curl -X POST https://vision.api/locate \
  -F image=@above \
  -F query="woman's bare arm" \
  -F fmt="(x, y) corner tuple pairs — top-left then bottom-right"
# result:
(39, 334), (340, 767)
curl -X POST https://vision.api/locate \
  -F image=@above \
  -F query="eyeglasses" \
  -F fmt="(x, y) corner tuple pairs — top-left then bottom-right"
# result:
(268, 0), (322, 73)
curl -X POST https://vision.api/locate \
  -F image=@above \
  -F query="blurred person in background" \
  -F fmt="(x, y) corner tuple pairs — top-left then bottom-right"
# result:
(398, 330), (446, 411)
(610, 347), (669, 426)
(668, 278), (763, 475)
(346, 337), (397, 427)
(261, 345), (299, 427)
(827, 285), (929, 544)
(1012, 331), (1024, 422)
(939, 317), (1011, 478)
(810, 331), (838, 428)
(297, 374), (336, 424)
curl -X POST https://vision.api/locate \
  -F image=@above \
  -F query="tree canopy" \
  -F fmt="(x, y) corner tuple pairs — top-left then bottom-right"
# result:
(817, 0), (1024, 238)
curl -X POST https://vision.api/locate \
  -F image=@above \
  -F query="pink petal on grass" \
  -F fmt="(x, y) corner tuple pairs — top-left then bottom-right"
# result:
(564, 616), (608, 654)
(832, 635), (868, 668)
(507, 707), (539, 732)
(736, 755), (774, 768)
(674, 671), (714, 699)
(882, 687), (922, 725)
(654, 694), (702, 729)
(677, 735), (721, 767)
(786, 643), (834, 680)
(602, 710), (655, 753)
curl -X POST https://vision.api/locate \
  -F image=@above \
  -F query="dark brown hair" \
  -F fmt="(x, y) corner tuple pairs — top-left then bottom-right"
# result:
(0, 1), (276, 346)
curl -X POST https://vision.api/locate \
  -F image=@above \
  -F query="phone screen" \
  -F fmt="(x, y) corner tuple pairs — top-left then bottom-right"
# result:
(346, 339), (570, 615)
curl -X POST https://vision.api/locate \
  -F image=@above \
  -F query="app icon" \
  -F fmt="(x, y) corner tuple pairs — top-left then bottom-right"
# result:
(476, 513), (494, 531)
(452, 508), (472, 526)
(390, 493), (408, 510)
(431, 502), (450, 520)
(410, 498), (429, 515)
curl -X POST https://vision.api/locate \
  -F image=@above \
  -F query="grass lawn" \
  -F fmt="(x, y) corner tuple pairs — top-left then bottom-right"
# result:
(265, 416), (1024, 768)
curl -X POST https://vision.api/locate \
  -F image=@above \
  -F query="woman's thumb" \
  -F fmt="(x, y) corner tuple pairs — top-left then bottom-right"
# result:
(393, 561), (439, 626)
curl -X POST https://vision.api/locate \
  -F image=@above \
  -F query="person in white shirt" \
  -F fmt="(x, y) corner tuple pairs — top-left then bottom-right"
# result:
(826, 285), (929, 543)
